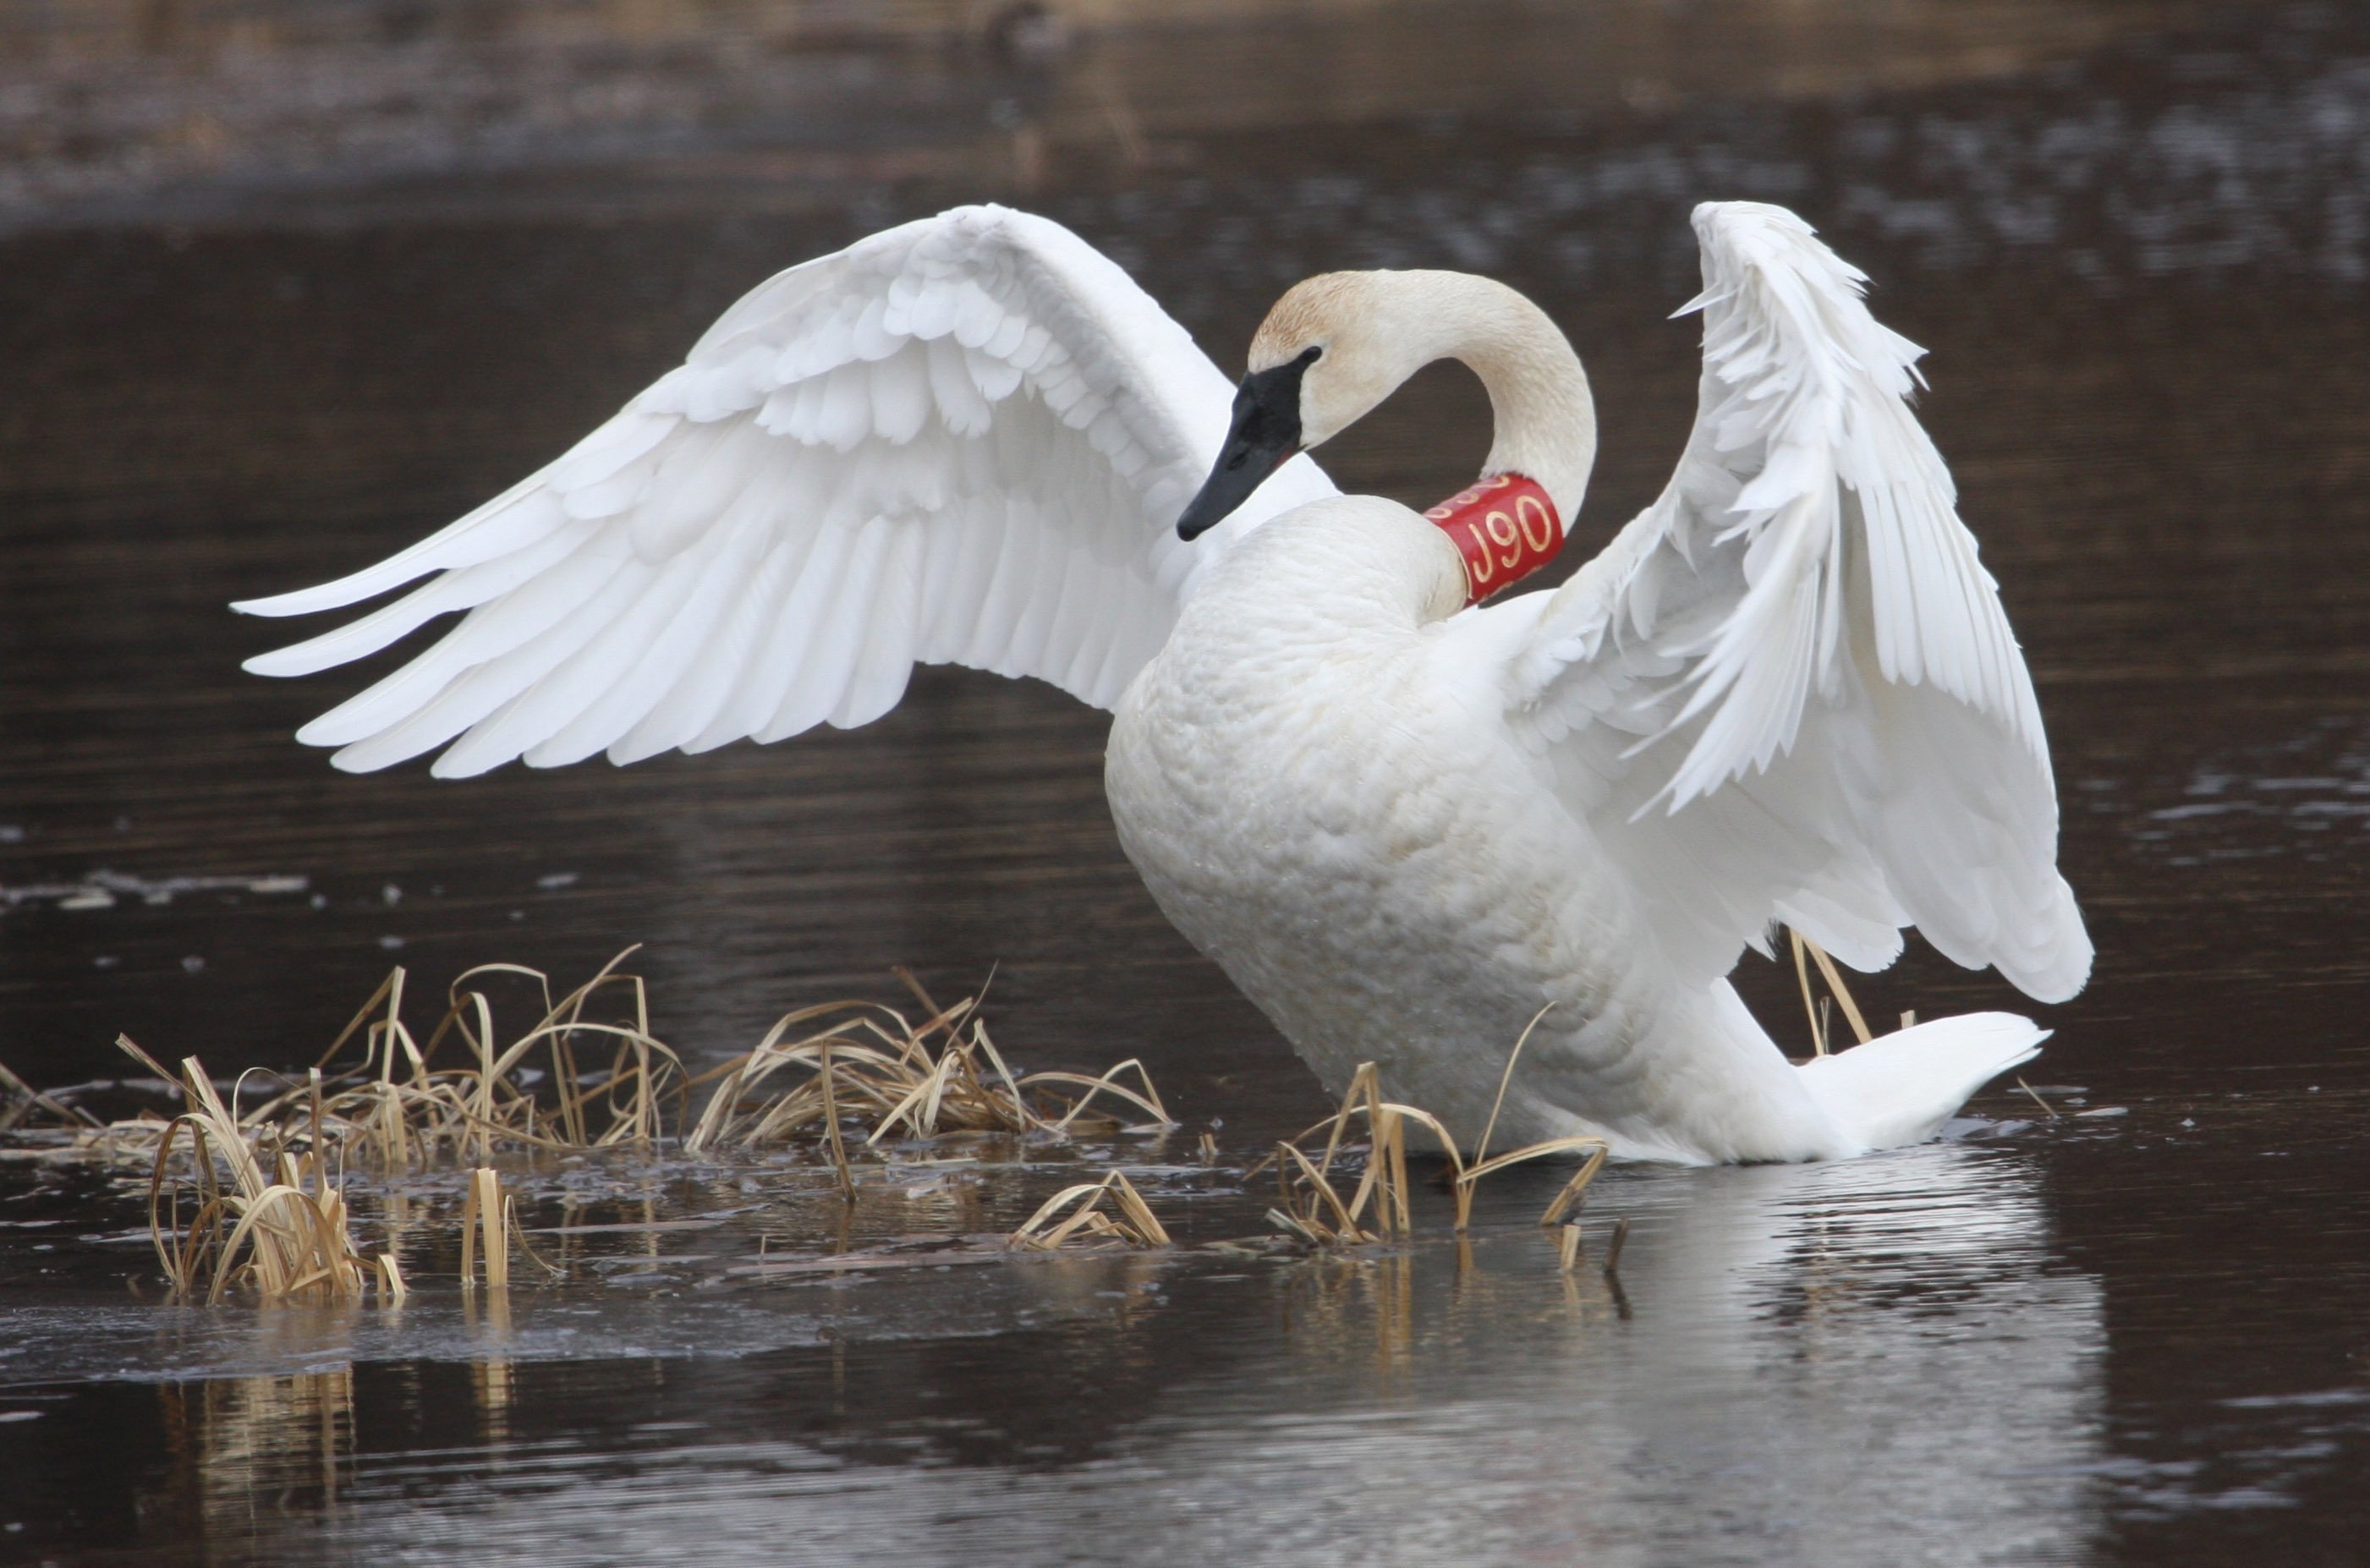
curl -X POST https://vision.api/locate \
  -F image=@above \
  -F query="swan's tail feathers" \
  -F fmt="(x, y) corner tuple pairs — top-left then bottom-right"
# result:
(1796, 1012), (2045, 1153)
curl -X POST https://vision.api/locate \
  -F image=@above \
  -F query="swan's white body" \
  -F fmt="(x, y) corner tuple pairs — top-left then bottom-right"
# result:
(1108, 501), (2051, 1160)
(239, 201), (2090, 1165)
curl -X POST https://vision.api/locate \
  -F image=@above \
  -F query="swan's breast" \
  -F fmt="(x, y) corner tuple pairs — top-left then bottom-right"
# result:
(1105, 502), (1651, 1136)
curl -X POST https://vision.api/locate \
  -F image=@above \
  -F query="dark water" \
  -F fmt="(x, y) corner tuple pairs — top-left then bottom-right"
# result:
(3, 3), (2368, 1563)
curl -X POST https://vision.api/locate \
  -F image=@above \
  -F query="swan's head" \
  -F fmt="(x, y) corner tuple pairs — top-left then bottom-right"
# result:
(1177, 271), (1438, 540)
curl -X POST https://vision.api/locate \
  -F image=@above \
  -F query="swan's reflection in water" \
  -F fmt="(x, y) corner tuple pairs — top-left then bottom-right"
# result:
(1099, 1143), (2106, 1566)
(222, 1142), (2101, 1567)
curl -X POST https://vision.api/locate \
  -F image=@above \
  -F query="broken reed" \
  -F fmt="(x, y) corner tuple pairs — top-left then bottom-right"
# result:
(1009, 1170), (1171, 1251)
(459, 1166), (556, 1290)
(0, 1059), (96, 1136)
(1256, 1005), (1610, 1250)
(1788, 929), (1875, 1058)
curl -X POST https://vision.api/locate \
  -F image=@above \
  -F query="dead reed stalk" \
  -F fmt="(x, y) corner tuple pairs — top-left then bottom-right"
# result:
(1254, 1011), (1611, 1247)
(683, 977), (1171, 1160)
(459, 1167), (511, 1289)
(1789, 929), (1874, 1057)
(120, 1039), (371, 1305)
(84, 951), (688, 1180)
(1008, 1170), (1171, 1251)
(0, 1058), (99, 1134)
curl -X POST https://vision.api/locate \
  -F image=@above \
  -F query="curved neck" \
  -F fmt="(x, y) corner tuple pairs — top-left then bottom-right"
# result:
(1399, 273), (1597, 526)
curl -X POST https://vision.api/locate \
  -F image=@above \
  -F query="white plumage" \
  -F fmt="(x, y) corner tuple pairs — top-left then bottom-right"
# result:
(1472, 206), (2084, 1004)
(239, 206), (1335, 772)
(241, 200), (2090, 1164)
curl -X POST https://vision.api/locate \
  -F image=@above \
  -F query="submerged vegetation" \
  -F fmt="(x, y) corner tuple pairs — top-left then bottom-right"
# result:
(0, 948), (1646, 1303)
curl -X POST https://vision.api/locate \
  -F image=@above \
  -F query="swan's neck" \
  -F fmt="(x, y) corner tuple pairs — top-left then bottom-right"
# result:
(1406, 274), (1597, 527)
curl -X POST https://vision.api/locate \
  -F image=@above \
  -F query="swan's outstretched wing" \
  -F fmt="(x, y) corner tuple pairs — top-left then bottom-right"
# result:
(1457, 201), (2089, 1002)
(237, 205), (1336, 776)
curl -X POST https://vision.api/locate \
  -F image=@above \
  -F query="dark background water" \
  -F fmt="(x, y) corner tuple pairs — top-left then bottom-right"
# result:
(1, 2), (2367, 1564)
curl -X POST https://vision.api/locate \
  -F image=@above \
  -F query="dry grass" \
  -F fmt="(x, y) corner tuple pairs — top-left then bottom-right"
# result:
(1254, 1007), (1611, 1248)
(69, 953), (1169, 1196)
(92, 952), (667, 1303)
(117, 1039), (372, 1305)
(327, 950), (684, 1162)
(36, 952), (1186, 1297)
(1258, 1062), (1411, 1247)
(455, 1166), (557, 1289)
(85, 950), (686, 1178)
(1007, 1169), (1171, 1251)
(0, 1058), (98, 1135)
(12, 951), (1663, 1296)
(63, 955), (686, 1304)
(1001, 1006), (1627, 1258)
(376, 1250), (409, 1302)
(683, 968), (1173, 1161)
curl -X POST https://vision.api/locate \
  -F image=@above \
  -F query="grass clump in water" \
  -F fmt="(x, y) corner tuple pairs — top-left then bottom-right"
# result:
(685, 968), (1173, 1160)
(15, 951), (1183, 1298)
(3, 951), (1656, 1296)
(1254, 1006), (1610, 1248)
(113, 1039), (376, 1306)
(87, 948), (686, 1178)
(64, 951), (1170, 1187)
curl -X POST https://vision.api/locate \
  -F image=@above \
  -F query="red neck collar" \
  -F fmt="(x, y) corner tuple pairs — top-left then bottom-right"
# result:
(1421, 474), (1564, 606)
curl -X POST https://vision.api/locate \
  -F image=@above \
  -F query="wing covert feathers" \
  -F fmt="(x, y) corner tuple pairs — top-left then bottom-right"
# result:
(1483, 201), (2090, 1005)
(237, 205), (1334, 777)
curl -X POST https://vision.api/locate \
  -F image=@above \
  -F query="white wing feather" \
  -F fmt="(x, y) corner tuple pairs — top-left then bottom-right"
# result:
(237, 205), (1335, 776)
(1465, 201), (2090, 1003)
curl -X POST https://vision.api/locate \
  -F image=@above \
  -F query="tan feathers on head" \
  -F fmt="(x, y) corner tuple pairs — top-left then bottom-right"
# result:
(1244, 269), (1597, 501)
(1243, 271), (1429, 449)
(1248, 272), (1369, 371)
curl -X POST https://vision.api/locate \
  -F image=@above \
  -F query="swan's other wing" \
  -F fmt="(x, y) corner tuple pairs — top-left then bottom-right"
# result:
(1460, 200), (2090, 1003)
(236, 205), (1336, 776)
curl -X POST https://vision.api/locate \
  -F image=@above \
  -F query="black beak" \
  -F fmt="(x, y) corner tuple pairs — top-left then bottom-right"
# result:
(1176, 346), (1319, 540)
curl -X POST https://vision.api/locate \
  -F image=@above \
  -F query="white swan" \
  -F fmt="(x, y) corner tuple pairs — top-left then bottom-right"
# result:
(236, 200), (2090, 1164)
